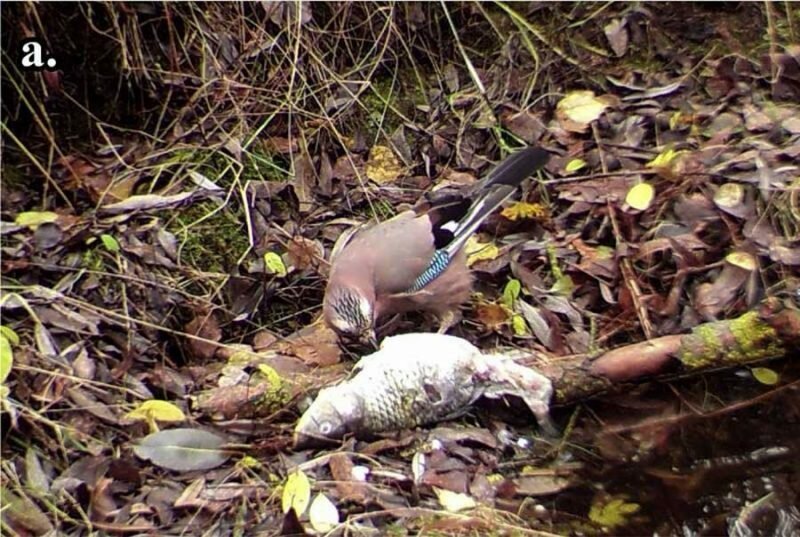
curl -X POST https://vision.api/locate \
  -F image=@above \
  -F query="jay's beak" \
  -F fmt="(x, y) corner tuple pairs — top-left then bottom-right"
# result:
(337, 328), (378, 351)
(364, 329), (378, 349)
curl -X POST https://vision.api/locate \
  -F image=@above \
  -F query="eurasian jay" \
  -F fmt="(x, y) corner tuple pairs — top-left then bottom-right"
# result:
(323, 147), (550, 343)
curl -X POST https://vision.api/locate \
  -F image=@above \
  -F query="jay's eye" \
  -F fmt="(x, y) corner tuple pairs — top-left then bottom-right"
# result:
(319, 422), (333, 435)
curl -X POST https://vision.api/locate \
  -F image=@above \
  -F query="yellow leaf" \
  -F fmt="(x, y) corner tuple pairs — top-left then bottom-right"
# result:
(589, 496), (640, 528)
(511, 314), (528, 336)
(714, 183), (744, 208)
(125, 400), (186, 423)
(282, 469), (311, 516)
(365, 145), (404, 184)
(625, 182), (655, 211)
(434, 487), (477, 513)
(308, 493), (340, 532)
(557, 90), (609, 125)
(263, 252), (288, 277)
(15, 211), (59, 230)
(669, 111), (692, 131)
(0, 335), (13, 385)
(725, 251), (757, 271)
(464, 236), (499, 267)
(751, 367), (779, 385)
(646, 148), (686, 169)
(565, 158), (587, 173)
(501, 201), (548, 221)
(238, 455), (261, 469)
(487, 473), (504, 484)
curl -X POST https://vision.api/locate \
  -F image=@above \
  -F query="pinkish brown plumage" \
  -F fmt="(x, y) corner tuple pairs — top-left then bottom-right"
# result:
(323, 147), (550, 342)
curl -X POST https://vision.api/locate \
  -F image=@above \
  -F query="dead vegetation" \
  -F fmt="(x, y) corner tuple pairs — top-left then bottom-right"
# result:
(2, 2), (799, 535)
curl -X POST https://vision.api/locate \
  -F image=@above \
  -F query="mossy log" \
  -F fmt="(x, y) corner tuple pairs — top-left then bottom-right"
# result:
(542, 298), (800, 405)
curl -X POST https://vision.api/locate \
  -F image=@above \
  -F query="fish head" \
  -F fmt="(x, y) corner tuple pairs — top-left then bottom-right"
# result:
(293, 386), (361, 449)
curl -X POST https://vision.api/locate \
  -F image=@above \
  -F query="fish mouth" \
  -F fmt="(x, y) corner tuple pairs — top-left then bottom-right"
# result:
(293, 405), (350, 450)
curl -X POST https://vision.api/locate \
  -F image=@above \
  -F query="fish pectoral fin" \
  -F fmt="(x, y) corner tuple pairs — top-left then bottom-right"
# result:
(522, 395), (558, 437)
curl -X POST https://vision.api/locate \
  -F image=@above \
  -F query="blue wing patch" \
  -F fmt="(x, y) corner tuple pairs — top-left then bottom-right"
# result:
(407, 250), (451, 292)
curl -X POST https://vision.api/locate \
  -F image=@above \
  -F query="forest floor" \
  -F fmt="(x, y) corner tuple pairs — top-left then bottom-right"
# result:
(2, 3), (799, 536)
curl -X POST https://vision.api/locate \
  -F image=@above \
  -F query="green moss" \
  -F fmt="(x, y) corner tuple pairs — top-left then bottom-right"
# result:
(679, 322), (724, 368)
(728, 311), (784, 360)
(82, 247), (105, 271)
(360, 76), (404, 138)
(255, 364), (290, 411)
(243, 150), (287, 182)
(680, 311), (785, 369)
(170, 201), (249, 273)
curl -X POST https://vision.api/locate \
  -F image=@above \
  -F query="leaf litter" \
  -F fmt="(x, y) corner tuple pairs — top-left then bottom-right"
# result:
(1, 3), (799, 536)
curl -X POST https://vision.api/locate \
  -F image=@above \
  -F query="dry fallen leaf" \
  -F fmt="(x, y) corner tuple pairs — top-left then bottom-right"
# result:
(365, 145), (404, 184)
(604, 18), (629, 57)
(556, 90), (611, 132)
(501, 201), (549, 221)
(185, 311), (222, 361)
(308, 493), (339, 532)
(474, 302), (511, 332)
(434, 487), (477, 513)
(464, 236), (500, 266)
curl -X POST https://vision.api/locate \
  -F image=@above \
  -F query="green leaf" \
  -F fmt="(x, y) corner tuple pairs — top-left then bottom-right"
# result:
(751, 367), (779, 385)
(133, 428), (228, 472)
(0, 326), (19, 346)
(550, 274), (575, 297)
(263, 252), (288, 277)
(0, 334), (13, 385)
(100, 234), (120, 253)
(502, 279), (522, 308)
(565, 158), (587, 173)
(511, 314), (528, 336)
(14, 211), (59, 230)
(282, 469), (311, 516)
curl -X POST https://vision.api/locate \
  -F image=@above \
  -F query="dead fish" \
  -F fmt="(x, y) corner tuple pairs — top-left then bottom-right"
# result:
(293, 333), (555, 449)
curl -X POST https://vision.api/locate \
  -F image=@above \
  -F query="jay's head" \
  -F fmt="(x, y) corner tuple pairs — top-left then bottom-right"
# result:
(323, 286), (376, 345)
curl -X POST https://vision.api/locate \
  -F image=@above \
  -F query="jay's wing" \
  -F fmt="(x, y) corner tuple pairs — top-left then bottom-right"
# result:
(331, 211), (436, 295)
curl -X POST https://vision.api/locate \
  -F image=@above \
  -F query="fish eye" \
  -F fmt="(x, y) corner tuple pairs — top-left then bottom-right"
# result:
(319, 422), (333, 435)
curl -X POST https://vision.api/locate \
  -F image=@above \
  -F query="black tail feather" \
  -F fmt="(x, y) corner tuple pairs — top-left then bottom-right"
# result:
(477, 146), (551, 192)
(422, 147), (550, 252)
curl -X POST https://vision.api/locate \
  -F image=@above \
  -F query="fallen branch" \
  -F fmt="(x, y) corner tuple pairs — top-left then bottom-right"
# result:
(541, 298), (800, 404)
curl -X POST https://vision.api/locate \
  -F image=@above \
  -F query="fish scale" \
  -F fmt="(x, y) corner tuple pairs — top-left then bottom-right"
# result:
(294, 333), (556, 448)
